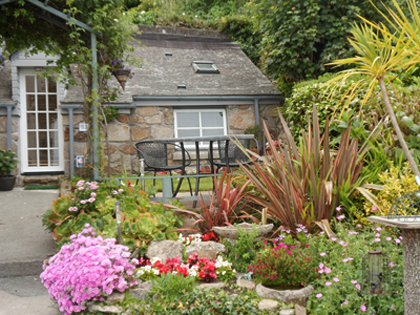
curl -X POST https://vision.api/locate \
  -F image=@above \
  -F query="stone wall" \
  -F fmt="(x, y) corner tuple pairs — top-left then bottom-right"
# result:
(63, 104), (280, 177)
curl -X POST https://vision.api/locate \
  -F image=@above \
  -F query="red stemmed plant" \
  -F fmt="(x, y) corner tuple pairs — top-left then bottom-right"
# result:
(173, 168), (251, 233)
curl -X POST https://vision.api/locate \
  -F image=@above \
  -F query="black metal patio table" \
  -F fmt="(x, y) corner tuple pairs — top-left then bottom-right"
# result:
(151, 134), (255, 198)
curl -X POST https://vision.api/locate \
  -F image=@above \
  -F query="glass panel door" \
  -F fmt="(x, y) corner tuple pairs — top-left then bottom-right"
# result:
(21, 70), (63, 172)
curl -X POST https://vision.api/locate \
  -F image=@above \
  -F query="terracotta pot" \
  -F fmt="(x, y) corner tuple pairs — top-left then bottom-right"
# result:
(0, 175), (16, 191)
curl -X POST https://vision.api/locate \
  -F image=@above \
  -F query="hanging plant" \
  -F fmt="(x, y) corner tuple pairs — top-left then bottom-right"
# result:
(111, 59), (135, 90)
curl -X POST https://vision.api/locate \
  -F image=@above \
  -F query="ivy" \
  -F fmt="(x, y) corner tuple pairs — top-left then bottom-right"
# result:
(252, 0), (401, 87)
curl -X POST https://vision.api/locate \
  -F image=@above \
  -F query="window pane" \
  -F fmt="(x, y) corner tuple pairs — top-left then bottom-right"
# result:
(202, 112), (224, 128)
(49, 113), (58, 129)
(49, 131), (59, 148)
(50, 150), (59, 166)
(177, 112), (199, 128)
(48, 77), (57, 93)
(28, 150), (37, 166)
(48, 95), (57, 111)
(38, 95), (46, 111)
(37, 76), (46, 92)
(196, 63), (214, 69)
(202, 129), (224, 137)
(38, 113), (47, 129)
(26, 76), (35, 93)
(178, 129), (200, 138)
(28, 132), (37, 148)
(39, 131), (48, 148)
(26, 95), (36, 111)
(27, 113), (36, 129)
(39, 150), (48, 166)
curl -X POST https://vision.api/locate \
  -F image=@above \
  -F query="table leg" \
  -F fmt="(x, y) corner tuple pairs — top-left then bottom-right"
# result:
(173, 142), (186, 197)
(193, 141), (201, 208)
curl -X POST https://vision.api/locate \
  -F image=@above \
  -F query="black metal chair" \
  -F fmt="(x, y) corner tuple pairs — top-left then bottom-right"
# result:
(133, 141), (192, 197)
(209, 138), (257, 174)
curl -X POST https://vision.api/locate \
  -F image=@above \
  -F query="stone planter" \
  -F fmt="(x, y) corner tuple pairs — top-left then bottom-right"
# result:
(0, 175), (16, 191)
(213, 223), (273, 240)
(256, 283), (314, 307)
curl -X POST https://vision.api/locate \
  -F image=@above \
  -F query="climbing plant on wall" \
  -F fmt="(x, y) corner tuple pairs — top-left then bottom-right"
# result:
(0, 0), (142, 177)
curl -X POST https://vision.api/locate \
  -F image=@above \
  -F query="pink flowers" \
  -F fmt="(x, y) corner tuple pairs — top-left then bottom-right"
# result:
(325, 281), (332, 286)
(343, 257), (354, 263)
(360, 304), (366, 311)
(395, 239), (401, 244)
(316, 293), (322, 298)
(336, 215), (345, 220)
(356, 284), (361, 290)
(320, 252), (326, 256)
(333, 277), (339, 282)
(351, 280), (357, 284)
(40, 225), (137, 315)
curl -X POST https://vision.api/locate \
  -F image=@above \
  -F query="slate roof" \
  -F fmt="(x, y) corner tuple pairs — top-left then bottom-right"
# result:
(63, 25), (280, 103)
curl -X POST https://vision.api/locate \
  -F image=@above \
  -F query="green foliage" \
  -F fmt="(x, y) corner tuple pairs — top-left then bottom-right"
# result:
(101, 105), (120, 122)
(307, 222), (404, 314)
(0, 149), (18, 177)
(130, 285), (269, 314)
(43, 179), (184, 250)
(362, 163), (418, 217)
(149, 272), (197, 302)
(222, 224), (261, 273)
(252, 0), (396, 86)
(251, 239), (318, 288)
(282, 73), (379, 139)
(218, 15), (262, 65)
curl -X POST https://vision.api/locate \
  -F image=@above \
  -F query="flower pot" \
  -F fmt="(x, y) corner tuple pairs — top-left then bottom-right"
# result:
(213, 223), (273, 242)
(256, 283), (314, 306)
(0, 175), (16, 191)
(112, 69), (130, 90)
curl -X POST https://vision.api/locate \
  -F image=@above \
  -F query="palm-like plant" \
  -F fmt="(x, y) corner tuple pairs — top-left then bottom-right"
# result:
(326, 8), (420, 177)
(238, 106), (367, 235)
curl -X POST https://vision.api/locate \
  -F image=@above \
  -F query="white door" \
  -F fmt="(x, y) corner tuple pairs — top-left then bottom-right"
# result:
(20, 69), (64, 173)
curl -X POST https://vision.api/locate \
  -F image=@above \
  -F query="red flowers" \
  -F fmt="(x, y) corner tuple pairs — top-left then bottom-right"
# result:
(202, 232), (219, 242)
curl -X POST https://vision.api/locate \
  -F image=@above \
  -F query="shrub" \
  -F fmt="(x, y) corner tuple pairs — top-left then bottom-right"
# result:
(223, 224), (261, 273)
(363, 163), (418, 217)
(307, 221), (404, 314)
(250, 237), (318, 288)
(40, 225), (138, 315)
(42, 179), (184, 250)
(149, 271), (197, 302)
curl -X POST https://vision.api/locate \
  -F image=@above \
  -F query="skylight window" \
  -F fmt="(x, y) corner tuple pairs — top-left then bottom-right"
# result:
(192, 61), (219, 74)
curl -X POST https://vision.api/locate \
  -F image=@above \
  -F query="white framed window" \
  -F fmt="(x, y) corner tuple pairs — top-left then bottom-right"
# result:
(174, 108), (227, 148)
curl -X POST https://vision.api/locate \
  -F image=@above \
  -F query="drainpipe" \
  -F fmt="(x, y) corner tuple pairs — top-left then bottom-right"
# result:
(61, 104), (81, 177)
(254, 98), (261, 150)
(91, 32), (100, 181)
(68, 107), (74, 177)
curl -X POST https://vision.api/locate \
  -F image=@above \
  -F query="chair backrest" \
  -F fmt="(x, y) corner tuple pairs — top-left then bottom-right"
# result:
(217, 139), (254, 165)
(134, 141), (169, 168)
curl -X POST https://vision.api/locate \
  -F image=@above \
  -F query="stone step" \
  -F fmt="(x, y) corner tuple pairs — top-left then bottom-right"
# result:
(18, 175), (62, 187)
(0, 259), (46, 278)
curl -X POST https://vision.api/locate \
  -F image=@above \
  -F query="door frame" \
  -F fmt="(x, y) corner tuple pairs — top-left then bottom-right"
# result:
(19, 68), (64, 173)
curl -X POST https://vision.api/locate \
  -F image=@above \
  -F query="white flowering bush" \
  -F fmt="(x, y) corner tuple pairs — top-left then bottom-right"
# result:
(40, 225), (138, 315)
(215, 256), (236, 281)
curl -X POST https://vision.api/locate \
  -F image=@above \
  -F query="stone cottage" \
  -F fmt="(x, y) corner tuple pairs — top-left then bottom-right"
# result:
(0, 25), (282, 184)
